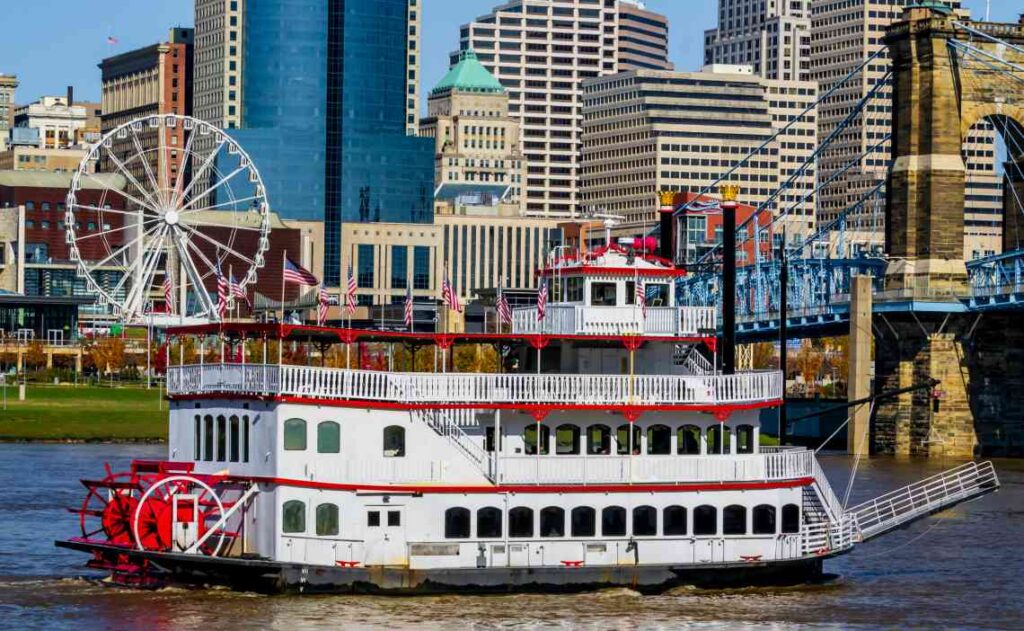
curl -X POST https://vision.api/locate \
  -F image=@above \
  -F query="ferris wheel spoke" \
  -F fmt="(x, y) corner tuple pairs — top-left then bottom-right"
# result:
(109, 225), (167, 300)
(172, 230), (219, 316)
(180, 194), (264, 215)
(71, 204), (159, 219)
(128, 124), (165, 207)
(171, 128), (198, 205)
(80, 173), (159, 214)
(102, 148), (162, 211)
(180, 233), (225, 281)
(178, 165), (248, 213)
(176, 139), (226, 207)
(123, 225), (170, 316)
(74, 217), (160, 242)
(83, 221), (165, 272)
(178, 222), (257, 266)
(179, 216), (266, 232)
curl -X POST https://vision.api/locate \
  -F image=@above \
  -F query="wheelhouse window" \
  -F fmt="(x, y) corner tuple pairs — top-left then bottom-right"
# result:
(216, 415), (227, 461)
(616, 424), (641, 455)
(445, 507), (471, 539)
(707, 424), (731, 454)
(646, 424), (671, 455)
(524, 424), (550, 455)
(753, 504), (776, 534)
(540, 507), (565, 537)
(602, 506), (626, 536)
(571, 507), (596, 537)
(477, 507), (502, 538)
(203, 414), (214, 461)
(587, 424), (611, 455)
(555, 424), (580, 455)
(694, 505), (717, 535)
(723, 505), (747, 535)
(590, 281), (618, 306)
(242, 415), (250, 463)
(316, 503), (339, 536)
(383, 425), (406, 457)
(229, 415), (240, 462)
(664, 506), (687, 535)
(283, 418), (307, 451)
(633, 505), (657, 536)
(282, 500), (306, 534)
(736, 424), (755, 454)
(317, 421), (340, 454)
(781, 504), (800, 534)
(678, 425), (701, 454)
(509, 507), (534, 538)
(193, 415), (201, 459)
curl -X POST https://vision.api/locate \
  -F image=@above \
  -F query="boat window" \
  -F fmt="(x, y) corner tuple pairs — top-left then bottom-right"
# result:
(723, 505), (747, 535)
(485, 426), (496, 452)
(781, 504), (800, 533)
(664, 506), (687, 535)
(216, 415), (227, 461)
(316, 503), (339, 536)
(445, 507), (471, 539)
(646, 424), (671, 455)
(367, 511), (380, 527)
(523, 424), (550, 455)
(282, 500), (305, 534)
(633, 505), (657, 536)
(509, 507), (534, 538)
(283, 418), (307, 451)
(677, 425), (701, 454)
(229, 415), (240, 462)
(555, 424), (580, 455)
(193, 415), (201, 459)
(383, 425), (405, 457)
(736, 425), (755, 454)
(707, 424), (731, 454)
(203, 414), (214, 461)
(571, 506), (596, 537)
(586, 424), (611, 455)
(694, 505), (717, 535)
(645, 283), (670, 306)
(540, 507), (565, 537)
(753, 504), (776, 534)
(590, 281), (618, 306)
(616, 424), (641, 455)
(242, 415), (250, 463)
(601, 506), (627, 536)
(388, 511), (400, 527)
(317, 421), (341, 454)
(477, 507), (502, 538)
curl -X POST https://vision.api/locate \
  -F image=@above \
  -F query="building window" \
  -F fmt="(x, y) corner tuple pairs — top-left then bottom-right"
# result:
(383, 425), (405, 457)
(633, 505), (657, 536)
(282, 500), (306, 534)
(723, 505), (747, 535)
(540, 506), (565, 537)
(601, 506), (627, 537)
(316, 503), (339, 536)
(413, 245), (430, 290)
(391, 245), (408, 289)
(753, 505), (776, 535)
(477, 507), (502, 538)
(694, 505), (717, 535)
(283, 419), (307, 451)
(317, 421), (340, 454)
(781, 504), (800, 534)
(357, 244), (374, 288)
(664, 506), (687, 535)
(444, 507), (471, 538)
(509, 507), (534, 538)
(570, 506), (596, 537)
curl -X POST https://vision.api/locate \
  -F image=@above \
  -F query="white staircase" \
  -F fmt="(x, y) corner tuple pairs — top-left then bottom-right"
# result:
(414, 408), (493, 479)
(847, 461), (999, 541)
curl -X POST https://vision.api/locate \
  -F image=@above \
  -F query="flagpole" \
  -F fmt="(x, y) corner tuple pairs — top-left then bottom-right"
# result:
(280, 249), (287, 324)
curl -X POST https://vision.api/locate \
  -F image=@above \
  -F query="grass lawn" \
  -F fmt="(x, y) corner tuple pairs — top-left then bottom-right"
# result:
(0, 385), (167, 441)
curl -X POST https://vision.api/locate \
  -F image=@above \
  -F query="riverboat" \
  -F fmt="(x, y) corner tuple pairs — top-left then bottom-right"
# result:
(57, 242), (999, 594)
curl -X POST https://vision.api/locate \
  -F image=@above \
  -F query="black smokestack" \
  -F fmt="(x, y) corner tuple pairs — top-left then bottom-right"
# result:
(66, 85), (73, 106)
(658, 191), (675, 262)
(721, 193), (738, 376)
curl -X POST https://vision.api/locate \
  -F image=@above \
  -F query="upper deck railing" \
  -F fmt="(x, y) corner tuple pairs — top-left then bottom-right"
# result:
(166, 364), (783, 408)
(511, 305), (716, 337)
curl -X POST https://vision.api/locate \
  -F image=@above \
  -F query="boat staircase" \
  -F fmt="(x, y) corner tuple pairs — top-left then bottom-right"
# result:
(846, 461), (999, 541)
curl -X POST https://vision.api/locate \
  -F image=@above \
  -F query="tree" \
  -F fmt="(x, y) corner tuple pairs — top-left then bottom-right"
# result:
(85, 336), (127, 376)
(24, 340), (46, 371)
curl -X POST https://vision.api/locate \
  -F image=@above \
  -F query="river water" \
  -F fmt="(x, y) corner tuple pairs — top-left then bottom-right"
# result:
(0, 443), (1020, 630)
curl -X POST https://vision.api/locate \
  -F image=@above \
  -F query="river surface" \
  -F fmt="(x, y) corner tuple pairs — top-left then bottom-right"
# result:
(0, 444), (1020, 630)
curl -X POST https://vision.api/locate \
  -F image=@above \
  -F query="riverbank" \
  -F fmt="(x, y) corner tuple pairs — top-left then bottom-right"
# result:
(0, 385), (166, 442)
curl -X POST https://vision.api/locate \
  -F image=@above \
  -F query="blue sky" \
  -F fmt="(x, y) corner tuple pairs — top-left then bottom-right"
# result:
(3, 0), (1019, 108)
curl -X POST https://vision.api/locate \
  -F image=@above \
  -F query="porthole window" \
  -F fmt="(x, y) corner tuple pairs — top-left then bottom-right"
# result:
(571, 506), (596, 537)
(601, 506), (627, 537)
(317, 421), (340, 454)
(723, 505), (747, 535)
(509, 507), (534, 538)
(383, 425), (405, 457)
(283, 418), (307, 451)
(694, 505), (717, 535)
(316, 503), (339, 536)
(282, 500), (306, 533)
(753, 504), (776, 534)
(477, 507), (502, 538)
(664, 505), (687, 535)
(782, 504), (800, 534)
(540, 506), (565, 537)
(444, 507), (471, 539)
(633, 505), (657, 536)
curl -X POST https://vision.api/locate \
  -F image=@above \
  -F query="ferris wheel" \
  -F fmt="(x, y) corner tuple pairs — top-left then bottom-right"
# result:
(66, 114), (271, 323)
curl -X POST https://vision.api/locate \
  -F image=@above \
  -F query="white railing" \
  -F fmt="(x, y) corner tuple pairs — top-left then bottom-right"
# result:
(846, 461), (999, 541)
(511, 305), (716, 337)
(498, 448), (813, 484)
(800, 519), (858, 556)
(167, 364), (783, 407)
(811, 458), (845, 521)
(414, 408), (492, 474)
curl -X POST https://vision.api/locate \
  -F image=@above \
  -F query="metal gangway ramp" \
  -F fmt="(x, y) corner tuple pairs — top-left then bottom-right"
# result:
(847, 461), (1000, 541)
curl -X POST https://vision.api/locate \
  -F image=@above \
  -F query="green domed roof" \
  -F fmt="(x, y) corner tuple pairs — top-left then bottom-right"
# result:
(432, 50), (505, 95)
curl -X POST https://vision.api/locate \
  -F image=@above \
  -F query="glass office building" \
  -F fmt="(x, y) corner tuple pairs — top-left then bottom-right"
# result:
(232, 0), (433, 285)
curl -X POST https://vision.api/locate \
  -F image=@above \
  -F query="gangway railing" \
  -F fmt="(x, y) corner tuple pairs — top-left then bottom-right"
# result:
(846, 461), (999, 541)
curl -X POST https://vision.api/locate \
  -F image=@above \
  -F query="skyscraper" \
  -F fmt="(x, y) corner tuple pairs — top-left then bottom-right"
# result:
(704, 0), (811, 81)
(0, 74), (17, 152)
(194, 0), (245, 132)
(201, 0), (434, 286)
(458, 0), (671, 217)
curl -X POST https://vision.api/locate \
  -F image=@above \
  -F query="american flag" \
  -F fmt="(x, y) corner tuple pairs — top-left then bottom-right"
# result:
(106, 35), (119, 45)
(536, 278), (548, 322)
(441, 273), (462, 313)
(216, 272), (228, 319)
(496, 286), (512, 327)
(283, 256), (319, 286)
(345, 263), (357, 315)
(404, 287), (414, 329)
(229, 273), (250, 307)
(635, 279), (647, 318)
(162, 275), (174, 315)
(318, 285), (330, 326)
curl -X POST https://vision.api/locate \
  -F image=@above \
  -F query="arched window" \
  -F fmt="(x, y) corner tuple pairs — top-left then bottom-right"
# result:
(317, 421), (340, 454)
(646, 424), (671, 455)
(509, 507), (534, 538)
(571, 506), (596, 537)
(283, 418), (307, 451)
(616, 424), (641, 455)
(383, 425), (405, 457)
(444, 507), (471, 539)
(753, 504), (776, 534)
(587, 424), (612, 455)
(602, 506), (627, 536)
(203, 414), (214, 461)
(694, 505), (717, 535)
(723, 505), (747, 535)
(315, 503), (339, 536)
(477, 507), (502, 538)
(555, 424), (581, 455)
(736, 424), (755, 454)
(216, 415), (227, 461)
(282, 500), (305, 533)
(781, 504), (800, 534)
(633, 505), (657, 536)
(664, 505), (687, 535)
(707, 424), (731, 454)
(523, 424), (550, 455)
(229, 415), (240, 462)
(540, 506), (565, 537)
(677, 425), (701, 454)
(193, 415), (201, 460)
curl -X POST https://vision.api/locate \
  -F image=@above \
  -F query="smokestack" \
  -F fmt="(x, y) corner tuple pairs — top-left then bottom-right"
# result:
(720, 184), (739, 376)
(66, 85), (73, 106)
(658, 190), (676, 262)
